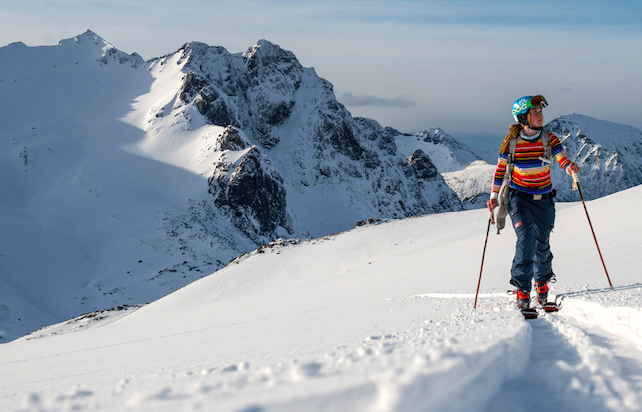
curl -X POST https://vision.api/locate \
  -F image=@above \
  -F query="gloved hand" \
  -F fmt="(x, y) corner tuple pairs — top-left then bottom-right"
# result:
(566, 162), (580, 175)
(487, 198), (498, 212)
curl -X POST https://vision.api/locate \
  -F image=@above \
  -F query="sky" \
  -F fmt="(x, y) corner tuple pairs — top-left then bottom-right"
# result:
(2, 0), (641, 146)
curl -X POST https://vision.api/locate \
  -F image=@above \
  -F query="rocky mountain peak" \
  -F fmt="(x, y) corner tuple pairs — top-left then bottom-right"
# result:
(74, 29), (102, 44)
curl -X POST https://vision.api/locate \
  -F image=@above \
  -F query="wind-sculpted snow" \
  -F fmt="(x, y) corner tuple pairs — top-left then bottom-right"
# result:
(2, 295), (533, 412)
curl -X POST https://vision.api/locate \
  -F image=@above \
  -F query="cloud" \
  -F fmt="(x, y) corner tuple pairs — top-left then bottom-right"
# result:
(338, 92), (417, 108)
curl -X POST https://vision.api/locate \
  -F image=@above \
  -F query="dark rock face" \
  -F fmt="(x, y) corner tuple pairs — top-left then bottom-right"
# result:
(242, 40), (303, 149)
(215, 126), (247, 152)
(318, 115), (364, 162)
(404, 149), (464, 215)
(407, 150), (439, 180)
(208, 146), (294, 243)
(178, 70), (238, 128)
(176, 40), (304, 149)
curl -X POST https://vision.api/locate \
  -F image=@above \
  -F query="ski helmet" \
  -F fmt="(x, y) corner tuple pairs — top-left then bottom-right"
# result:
(511, 95), (548, 125)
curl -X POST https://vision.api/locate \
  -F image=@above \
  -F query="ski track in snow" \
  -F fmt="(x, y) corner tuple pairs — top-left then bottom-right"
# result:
(485, 291), (642, 412)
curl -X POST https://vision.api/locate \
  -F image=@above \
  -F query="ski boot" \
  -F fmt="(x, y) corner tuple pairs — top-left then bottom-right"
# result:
(535, 282), (549, 305)
(535, 281), (559, 312)
(516, 290), (531, 309)
(516, 290), (537, 319)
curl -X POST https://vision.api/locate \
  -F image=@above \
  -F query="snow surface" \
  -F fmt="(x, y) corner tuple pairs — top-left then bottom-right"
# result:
(1, 184), (641, 412)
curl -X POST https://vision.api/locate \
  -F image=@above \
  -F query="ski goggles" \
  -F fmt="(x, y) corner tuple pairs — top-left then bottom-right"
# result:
(527, 95), (548, 109)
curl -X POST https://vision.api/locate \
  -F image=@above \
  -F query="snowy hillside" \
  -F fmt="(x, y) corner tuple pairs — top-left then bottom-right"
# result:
(1, 184), (641, 412)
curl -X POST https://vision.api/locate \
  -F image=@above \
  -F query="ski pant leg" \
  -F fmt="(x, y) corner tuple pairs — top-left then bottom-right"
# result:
(533, 198), (555, 284)
(508, 194), (555, 291)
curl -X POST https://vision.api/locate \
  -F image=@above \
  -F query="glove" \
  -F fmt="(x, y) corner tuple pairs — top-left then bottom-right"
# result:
(566, 162), (580, 175)
(487, 198), (498, 212)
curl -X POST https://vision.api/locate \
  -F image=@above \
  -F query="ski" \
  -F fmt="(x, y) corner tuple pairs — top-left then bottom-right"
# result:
(508, 290), (558, 318)
(520, 307), (538, 319)
(540, 302), (559, 312)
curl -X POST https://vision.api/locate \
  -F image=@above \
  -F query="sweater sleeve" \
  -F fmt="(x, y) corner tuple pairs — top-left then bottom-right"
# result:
(549, 132), (572, 172)
(490, 146), (509, 198)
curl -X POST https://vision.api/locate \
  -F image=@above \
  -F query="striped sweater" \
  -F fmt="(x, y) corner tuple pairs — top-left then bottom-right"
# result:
(491, 131), (572, 198)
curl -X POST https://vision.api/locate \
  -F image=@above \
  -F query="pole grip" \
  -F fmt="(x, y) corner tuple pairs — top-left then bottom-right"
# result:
(571, 170), (579, 191)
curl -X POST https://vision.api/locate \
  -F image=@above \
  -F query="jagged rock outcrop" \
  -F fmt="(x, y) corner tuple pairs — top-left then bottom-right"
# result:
(169, 39), (465, 236)
(243, 40), (303, 149)
(208, 143), (304, 244)
(214, 126), (247, 152)
(178, 70), (238, 128)
(407, 150), (439, 180)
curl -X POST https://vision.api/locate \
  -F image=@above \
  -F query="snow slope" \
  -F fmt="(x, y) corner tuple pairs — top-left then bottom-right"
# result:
(0, 31), (255, 341)
(1, 184), (641, 412)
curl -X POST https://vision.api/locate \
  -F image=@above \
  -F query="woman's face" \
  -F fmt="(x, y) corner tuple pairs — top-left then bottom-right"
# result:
(529, 107), (544, 128)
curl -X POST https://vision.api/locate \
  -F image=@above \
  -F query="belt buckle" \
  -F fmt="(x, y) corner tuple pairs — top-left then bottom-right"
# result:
(533, 194), (543, 200)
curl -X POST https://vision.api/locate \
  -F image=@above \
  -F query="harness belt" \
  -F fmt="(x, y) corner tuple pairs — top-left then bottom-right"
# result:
(509, 188), (556, 201)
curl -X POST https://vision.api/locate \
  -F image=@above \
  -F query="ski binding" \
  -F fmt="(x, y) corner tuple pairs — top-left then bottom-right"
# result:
(541, 302), (559, 312)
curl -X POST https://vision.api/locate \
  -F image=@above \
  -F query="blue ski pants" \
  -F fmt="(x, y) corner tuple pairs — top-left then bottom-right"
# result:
(507, 190), (556, 291)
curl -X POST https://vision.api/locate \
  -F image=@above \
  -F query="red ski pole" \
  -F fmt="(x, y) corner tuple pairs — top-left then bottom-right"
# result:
(572, 172), (614, 290)
(474, 211), (495, 309)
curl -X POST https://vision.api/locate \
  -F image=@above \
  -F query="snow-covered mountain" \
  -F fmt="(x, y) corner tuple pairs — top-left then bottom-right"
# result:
(0, 30), (463, 341)
(395, 128), (496, 173)
(548, 113), (642, 201)
(1, 30), (642, 343)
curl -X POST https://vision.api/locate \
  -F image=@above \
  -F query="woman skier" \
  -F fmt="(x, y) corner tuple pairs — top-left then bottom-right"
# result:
(487, 95), (580, 311)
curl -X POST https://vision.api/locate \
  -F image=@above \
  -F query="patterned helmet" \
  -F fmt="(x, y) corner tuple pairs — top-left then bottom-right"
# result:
(511, 95), (548, 124)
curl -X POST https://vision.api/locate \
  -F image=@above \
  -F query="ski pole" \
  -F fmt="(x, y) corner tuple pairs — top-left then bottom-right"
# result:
(474, 210), (495, 309)
(571, 172), (614, 290)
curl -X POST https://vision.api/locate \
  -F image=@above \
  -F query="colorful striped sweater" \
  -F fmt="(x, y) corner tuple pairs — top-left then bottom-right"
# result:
(491, 131), (572, 198)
